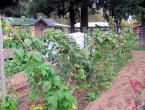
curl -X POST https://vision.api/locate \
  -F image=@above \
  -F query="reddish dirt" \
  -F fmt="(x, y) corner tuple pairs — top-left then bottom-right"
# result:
(9, 72), (26, 86)
(8, 72), (30, 110)
(73, 88), (89, 110)
(9, 72), (41, 110)
(85, 51), (145, 110)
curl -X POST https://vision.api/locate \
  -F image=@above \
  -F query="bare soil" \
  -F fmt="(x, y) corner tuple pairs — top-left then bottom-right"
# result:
(73, 88), (89, 110)
(84, 51), (145, 110)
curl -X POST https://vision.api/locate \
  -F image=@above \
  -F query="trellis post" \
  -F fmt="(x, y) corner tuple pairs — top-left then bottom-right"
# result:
(0, 15), (7, 101)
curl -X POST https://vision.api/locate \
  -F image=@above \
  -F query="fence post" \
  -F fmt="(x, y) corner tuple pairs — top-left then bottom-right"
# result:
(0, 15), (7, 103)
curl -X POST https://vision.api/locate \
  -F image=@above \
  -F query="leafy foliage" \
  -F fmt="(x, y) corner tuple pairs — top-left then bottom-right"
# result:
(3, 20), (137, 109)
(0, 94), (17, 110)
(42, 28), (94, 85)
(85, 28), (136, 91)
(85, 91), (100, 101)
(39, 27), (136, 98)
(40, 28), (136, 102)
(4, 27), (76, 110)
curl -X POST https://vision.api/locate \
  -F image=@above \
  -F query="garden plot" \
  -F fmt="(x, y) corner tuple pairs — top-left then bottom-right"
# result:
(1, 27), (137, 110)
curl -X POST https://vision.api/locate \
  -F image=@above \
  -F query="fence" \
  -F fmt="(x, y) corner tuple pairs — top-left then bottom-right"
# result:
(0, 16), (7, 108)
(132, 38), (145, 51)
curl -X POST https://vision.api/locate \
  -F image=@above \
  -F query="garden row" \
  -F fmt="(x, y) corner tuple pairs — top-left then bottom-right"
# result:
(0, 25), (136, 110)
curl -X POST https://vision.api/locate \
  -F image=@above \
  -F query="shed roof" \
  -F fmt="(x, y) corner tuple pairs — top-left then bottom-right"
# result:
(1, 17), (37, 26)
(1, 16), (70, 27)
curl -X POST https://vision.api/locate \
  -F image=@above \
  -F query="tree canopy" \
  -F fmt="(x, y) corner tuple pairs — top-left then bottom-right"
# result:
(1, 0), (145, 32)
(0, 0), (18, 8)
(26, 0), (93, 32)
(0, 0), (25, 17)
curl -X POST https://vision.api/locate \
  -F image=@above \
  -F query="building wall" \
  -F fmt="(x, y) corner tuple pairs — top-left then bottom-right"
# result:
(34, 21), (47, 37)
(133, 26), (145, 43)
(61, 27), (70, 34)
(75, 27), (109, 32)
(33, 22), (70, 37)
(75, 27), (80, 32)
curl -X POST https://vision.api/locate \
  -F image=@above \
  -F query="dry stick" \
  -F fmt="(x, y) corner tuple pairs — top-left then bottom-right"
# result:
(15, 32), (29, 52)
(67, 73), (72, 87)
(66, 53), (72, 86)
(85, 36), (94, 50)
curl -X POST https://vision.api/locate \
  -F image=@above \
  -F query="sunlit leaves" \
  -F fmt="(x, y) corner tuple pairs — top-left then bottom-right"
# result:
(4, 27), (76, 110)
(24, 38), (32, 47)
(1, 94), (17, 110)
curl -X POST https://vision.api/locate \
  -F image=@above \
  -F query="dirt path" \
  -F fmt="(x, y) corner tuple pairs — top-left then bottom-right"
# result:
(85, 51), (145, 110)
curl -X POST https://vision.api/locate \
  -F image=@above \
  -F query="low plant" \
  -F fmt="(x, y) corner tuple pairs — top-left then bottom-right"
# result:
(85, 91), (100, 101)
(31, 104), (44, 110)
(4, 27), (77, 110)
(86, 27), (136, 91)
(126, 78), (145, 110)
(42, 28), (94, 86)
(0, 94), (17, 110)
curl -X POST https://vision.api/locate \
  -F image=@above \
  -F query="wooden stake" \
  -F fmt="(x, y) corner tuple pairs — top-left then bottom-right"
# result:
(0, 15), (7, 101)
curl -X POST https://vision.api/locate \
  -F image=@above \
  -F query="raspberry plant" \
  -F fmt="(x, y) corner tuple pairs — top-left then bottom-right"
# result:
(3, 27), (76, 110)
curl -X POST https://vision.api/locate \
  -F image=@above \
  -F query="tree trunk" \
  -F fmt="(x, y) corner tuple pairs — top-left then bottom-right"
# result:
(80, 4), (88, 32)
(115, 18), (121, 34)
(141, 12), (145, 26)
(141, 12), (145, 38)
(69, 5), (75, 33)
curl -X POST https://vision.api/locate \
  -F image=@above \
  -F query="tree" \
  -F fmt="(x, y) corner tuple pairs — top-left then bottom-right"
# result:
(26, 0), (76, 32)
(1, 0), (144, 33)
(26, 0), (98, 32)
(0, 0), (26, 17)
(74, 0), (98, 32)
(138, 1), (145, 26)
(69, 1), (76, 32)
(94, 0), (142, 33)
(0, 0), (18, 8)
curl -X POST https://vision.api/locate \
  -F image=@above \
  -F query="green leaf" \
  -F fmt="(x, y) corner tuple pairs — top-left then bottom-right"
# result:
(33, 38), (42, 47)
(30, 89), (39, 99)
(42, 81), (52, 92)
(79, 68), (86, 79)
(85, 92), (97, 101)
(15, 48), (25, 57)
(8, 101), (16, 110)
(47, 96), (58, 110)
(24, 38), (32, 47)
(2, 99), (9, 107)
(28, 51), (42, 61)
